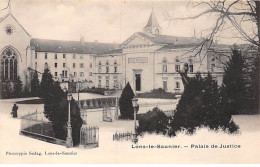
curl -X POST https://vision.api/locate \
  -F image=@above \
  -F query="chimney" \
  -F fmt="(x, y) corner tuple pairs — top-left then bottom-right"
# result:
(80, 35), (85, 46)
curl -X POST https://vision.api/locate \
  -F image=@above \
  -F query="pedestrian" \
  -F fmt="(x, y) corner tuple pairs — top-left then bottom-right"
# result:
(11, 104), (18, 118)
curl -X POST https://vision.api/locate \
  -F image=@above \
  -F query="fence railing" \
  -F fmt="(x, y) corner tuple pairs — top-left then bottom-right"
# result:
(113, 131), (135, 141)
(78, 97), (118, 109)
(80, 125), (99, 148)
(20, 113), (66, 146)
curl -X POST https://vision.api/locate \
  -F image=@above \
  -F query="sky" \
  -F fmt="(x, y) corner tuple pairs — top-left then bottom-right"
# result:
(0, 0), (255, 44)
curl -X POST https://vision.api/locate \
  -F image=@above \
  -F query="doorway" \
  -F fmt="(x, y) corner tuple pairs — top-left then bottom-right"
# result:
(135, 74), (141, 91)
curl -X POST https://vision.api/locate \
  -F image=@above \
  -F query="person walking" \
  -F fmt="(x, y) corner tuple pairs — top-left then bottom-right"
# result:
(11, 104), (18, 118)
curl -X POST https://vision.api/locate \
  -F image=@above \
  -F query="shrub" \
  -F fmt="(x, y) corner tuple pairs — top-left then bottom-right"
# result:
(119, 82), (135, 119)
(137, 107), (169, 135)
(168, 72), (239, 137)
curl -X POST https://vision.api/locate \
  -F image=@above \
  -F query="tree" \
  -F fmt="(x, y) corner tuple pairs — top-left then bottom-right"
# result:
(44, 81), (83, 146)
(165, 0), (260, 107)
(40, 67), (54, 98)
(168, 72), (238, 137)
(119, 82), (135, 119)
(31, 71), (40, 97)
(137, 107), (169, 135)
(13, 76), (23, 98)
(221, 48), (247, 114)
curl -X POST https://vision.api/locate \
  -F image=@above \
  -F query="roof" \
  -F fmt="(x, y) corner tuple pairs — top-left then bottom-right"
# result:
(156, 43), (200, 52)
(102, 48), (123, 55)
(30, 38), (115, 54)
(137, 32), (200, 45)
(144, 10), (160, 28)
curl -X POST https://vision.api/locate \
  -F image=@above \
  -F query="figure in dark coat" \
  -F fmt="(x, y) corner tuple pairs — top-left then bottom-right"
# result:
(11, 104), (18, 118)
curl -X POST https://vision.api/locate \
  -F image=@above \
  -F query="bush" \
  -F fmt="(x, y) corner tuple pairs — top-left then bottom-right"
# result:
(168, 72), (239, 137)
(137, 107), (169, 135)
(119, 82), (135, 119)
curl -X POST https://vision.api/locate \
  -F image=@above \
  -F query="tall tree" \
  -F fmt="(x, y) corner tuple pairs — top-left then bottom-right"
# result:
(221, 48), (247, 114)
(31, 71), (40, 97)
(40, 67), (54, 98)
(13, 76), (23, 98)
(119, 82), (135, 119)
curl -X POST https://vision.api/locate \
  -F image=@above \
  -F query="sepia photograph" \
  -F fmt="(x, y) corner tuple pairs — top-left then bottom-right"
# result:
(0, 0), (259, 164)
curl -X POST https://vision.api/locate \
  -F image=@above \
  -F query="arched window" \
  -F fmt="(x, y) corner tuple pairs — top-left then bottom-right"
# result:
(106, 61), (109, 73)
(175, 57), (180, 72)
(114, 60), (117, 73)
(155, 29), (160, 35)
(162, 58), (168, 73)
(1, 48), (18, 81)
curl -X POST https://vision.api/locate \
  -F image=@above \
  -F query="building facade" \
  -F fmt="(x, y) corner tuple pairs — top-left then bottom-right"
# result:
(0, 9), (256, 96)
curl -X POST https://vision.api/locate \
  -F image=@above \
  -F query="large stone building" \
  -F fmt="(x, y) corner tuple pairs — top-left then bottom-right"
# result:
(0, 9), (255, 96)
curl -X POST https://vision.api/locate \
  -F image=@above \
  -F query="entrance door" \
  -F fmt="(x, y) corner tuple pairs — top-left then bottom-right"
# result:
(135, 74), (141, 91)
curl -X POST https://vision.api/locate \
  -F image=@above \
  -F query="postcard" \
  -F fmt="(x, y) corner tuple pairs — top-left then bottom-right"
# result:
(0, 0), (259, 164)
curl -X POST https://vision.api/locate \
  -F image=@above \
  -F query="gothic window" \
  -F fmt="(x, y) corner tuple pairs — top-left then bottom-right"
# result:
(1, 48), (18, 81)
(162, 58), (168, 73)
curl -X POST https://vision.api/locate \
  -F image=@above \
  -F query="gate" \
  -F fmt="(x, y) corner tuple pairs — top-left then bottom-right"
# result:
(80, 125), (99, 148)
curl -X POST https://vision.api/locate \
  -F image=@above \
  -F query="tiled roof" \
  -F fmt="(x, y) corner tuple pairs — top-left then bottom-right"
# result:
(30, 38), (115, 54)
(137, 32), (200, 45)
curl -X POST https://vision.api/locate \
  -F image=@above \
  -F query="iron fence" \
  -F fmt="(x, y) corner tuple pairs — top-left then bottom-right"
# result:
(80, 125), (99, 148)
(113, 131), (135, 141)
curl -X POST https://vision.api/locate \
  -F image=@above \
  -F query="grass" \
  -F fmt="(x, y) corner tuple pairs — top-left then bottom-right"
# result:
(136, 88), (180, 99)
(23, 123), (55, 137)
(16, 99), (44, 104)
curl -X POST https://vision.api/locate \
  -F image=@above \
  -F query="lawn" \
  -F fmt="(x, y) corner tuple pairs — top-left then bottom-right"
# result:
(136, 88), (180, 99)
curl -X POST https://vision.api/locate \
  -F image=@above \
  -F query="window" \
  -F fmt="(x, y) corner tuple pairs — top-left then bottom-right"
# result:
(106, 61), (109, 73)
(89, 72), (92, 76)
(106, 76), (109, 88)
(211, 64), (215, 72)
(63, 54), (66, 58)
(55, 72), (58, 77)
(114, 76), (118, 88)
(212, 58), (215, 61)
(80, 72), (84, 77)
(90, 63), (92, 68)
(175, 65), (180, 72)
(73, 54), (76, 59)
(114, 61), (117, 73)
(162, 59), (168, 73)
(98, 80), (101, 88)
(73, 63), (76, 68)
(98, 61), (102, 73)
(55, 63), (57, 68)
(74, 72), (77, 77)
(55, 53), (57, 59)
(1, 48), (18, 80)
(175, 58), (180, 63)
(63, 63), (66, 68)
(163, 81), (167, 91)
(35, 52), (37, 59)
(62, 70), (67, 77)
(80, 63), (84, 68)
(35, 62), (37, 69)
(44, 62), (48, 68)
(176, 81), (180, 89)
(45, 53), (48, 59)
(189, 64), (193, 73)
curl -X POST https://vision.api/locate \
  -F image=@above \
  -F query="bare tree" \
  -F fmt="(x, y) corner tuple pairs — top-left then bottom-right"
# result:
(165, 0), (259, 50)
(165, 0), (260, 105)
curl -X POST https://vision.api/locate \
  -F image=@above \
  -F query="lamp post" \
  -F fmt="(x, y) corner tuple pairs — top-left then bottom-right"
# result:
(66, 93), (73, 148)
(132, 97), (138, 144)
